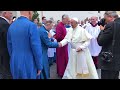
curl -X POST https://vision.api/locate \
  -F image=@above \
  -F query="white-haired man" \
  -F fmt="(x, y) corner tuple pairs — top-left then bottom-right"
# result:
(59, 17), (99, 79)
(85, 16), (102, 69)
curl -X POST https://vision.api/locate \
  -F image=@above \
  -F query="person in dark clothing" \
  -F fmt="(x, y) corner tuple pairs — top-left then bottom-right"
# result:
(0, 11), (13, 79)
(97, 11), (120, 79)
(98, 18), (106, 27)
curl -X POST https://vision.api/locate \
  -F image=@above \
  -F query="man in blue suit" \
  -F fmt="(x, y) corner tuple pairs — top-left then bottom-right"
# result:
(38, 20), (61, 79)
(7, 11), (43, 79)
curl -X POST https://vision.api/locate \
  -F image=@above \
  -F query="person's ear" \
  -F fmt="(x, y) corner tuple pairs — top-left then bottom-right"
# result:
(28, 11), (31, 15)
(3, 11), (6, 16)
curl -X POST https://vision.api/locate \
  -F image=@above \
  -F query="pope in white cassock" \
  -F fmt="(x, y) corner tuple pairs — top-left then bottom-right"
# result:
(60, 18), (99, 79)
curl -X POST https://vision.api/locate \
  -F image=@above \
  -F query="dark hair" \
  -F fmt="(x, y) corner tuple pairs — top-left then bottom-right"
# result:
(34, 18), (38, 20)
(57, 20), (60, 23)
(13, 16), (16, 19)
(42, 16), (46, 20)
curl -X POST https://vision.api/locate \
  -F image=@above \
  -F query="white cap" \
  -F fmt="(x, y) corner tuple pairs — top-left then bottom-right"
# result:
(72, 17), (78, 22)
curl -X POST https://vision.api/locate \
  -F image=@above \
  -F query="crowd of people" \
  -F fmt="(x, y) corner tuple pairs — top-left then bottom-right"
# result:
(0, 11), (120, 79)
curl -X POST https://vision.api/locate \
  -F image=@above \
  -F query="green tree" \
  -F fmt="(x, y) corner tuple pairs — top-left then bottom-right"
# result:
(32, 11), (40, 22)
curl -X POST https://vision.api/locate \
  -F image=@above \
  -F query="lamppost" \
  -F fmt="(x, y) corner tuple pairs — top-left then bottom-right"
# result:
(98, 11), (101, 20)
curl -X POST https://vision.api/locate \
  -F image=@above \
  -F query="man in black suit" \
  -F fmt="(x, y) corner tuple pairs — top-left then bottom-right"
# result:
(0, 11), (13, 79)
(97, 11), (120, 79)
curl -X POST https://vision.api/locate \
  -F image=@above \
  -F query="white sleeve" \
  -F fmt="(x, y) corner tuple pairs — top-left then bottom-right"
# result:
(79, 40), (90, 50)
(78, 29), (92, 50)
(60, 29), (72, 47)
(60, 39), (68, 47)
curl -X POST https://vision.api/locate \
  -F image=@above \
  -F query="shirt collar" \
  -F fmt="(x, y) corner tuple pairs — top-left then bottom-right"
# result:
(0, 16), (10, 23)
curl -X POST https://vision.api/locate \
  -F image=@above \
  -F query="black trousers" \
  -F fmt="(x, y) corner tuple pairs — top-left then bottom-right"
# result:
(0, 55), (12, 79)
(101, 69), (119, 79)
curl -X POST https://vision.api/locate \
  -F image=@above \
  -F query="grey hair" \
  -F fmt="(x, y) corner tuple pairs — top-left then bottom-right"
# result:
(0, 11), (4, 15)
(0, 11), (10, 16)
(104, 11), (118, 18)
(0, 11), (2, 14)
(62, 14), (69, 19)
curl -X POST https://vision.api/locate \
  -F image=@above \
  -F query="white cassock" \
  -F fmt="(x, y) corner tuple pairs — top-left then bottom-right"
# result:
(60, 25), (99, 79)
(66, 27), (72, 59)
(85, 24), (102, 56)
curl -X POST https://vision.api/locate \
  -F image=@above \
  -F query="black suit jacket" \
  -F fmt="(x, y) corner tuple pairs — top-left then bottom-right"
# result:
(97, 18), (120, 71)
(0, 17), (10, 55)
(0, 17), (12, 79)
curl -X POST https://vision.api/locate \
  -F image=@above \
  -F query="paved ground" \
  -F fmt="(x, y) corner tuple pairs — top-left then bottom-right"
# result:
(50, 63), (61, 79)
(50, 62), (102, 79)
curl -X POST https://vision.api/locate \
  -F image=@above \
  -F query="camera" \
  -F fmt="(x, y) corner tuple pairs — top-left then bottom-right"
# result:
(101, 52), (113, 63)
(98, 18), (106, 27)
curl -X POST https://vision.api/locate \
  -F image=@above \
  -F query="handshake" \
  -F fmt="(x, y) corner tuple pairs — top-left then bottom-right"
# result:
(58, 42), (62, 47)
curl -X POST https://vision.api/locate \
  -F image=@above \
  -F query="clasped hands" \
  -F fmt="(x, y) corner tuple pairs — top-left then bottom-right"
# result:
(58, 42), (82, 52)
(58, 42), (62, 47)
(76, 47), (82, 52)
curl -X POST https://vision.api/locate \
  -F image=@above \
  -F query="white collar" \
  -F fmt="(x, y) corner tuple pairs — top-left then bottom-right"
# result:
(0, 16), (10, 23)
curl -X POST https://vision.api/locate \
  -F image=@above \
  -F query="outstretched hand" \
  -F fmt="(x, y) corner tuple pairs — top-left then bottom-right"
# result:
(58, 42), (62, 47)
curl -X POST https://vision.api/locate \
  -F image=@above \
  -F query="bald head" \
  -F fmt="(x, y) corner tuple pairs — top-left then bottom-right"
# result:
(20, 11), (33, 20)
(20, 11), (33, 14)
(91, 16), (98, 24)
